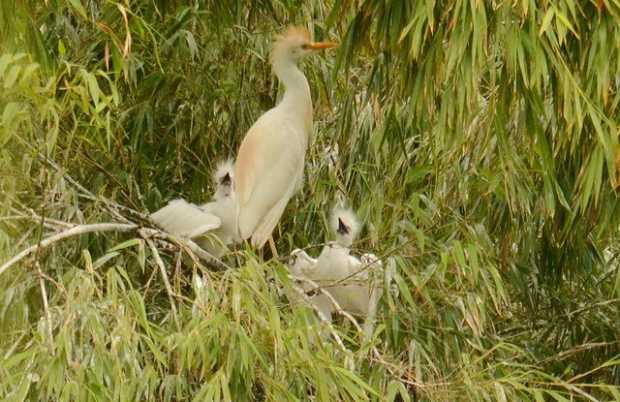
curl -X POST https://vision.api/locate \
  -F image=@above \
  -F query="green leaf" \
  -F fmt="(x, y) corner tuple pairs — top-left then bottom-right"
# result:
(2, 102), (23, 129)
(539, 8), (555, 36)
(108, 238), (141, 252)
(93, 251), (120, 269)
(4, 65), (21, 88)
(67, 0), (88, 20)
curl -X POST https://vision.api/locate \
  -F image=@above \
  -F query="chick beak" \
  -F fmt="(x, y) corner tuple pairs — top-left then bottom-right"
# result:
(337, 218), (349, 236)
(220, 173), (231, 186)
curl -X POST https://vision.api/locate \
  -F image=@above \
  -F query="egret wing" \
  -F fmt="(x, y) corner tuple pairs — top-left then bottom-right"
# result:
(235, 113), (306, 240)
(151, 199), (221, 238)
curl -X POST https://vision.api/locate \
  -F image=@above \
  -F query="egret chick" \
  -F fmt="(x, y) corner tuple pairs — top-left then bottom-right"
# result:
(284, 207), (386, 338)
(288, 248), (318, 277)
(150, 159), (239, 257)
(199, 159), (240, 256)
(286, 249), (334, 321)
(331, 206), (361, 247)
(312, 206), (361, 281)
(235, 27), (337, 251)
(315, 207), (383, 333)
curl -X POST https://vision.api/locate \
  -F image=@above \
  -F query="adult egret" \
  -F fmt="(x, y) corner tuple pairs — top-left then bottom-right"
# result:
(235, 27), (337, 251)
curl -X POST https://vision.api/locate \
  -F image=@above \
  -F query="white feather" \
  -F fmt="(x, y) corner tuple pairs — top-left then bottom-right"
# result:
(150, 199), (221, 238)
(151, 158), (240, 257)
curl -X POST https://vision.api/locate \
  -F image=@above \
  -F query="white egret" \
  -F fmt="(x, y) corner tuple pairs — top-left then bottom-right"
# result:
(311, 206), (361, 282)
(234, 27), (337, 251)
(288, 248), (318, 277)
(149, 199), (220, 239)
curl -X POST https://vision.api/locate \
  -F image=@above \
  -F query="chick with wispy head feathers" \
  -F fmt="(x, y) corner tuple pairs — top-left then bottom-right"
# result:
(309, 206), (360, 279)
(234, 27), (337, 251)
(150, 159), (239, 257)
(284, 206), (386, 338)
(199, 159), (240, 256)
(330, 206), (361, 247)
(211, 159), (235, 199)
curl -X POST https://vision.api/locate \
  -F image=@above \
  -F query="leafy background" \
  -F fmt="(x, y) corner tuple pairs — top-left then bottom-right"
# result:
(1, 0), (619, 400)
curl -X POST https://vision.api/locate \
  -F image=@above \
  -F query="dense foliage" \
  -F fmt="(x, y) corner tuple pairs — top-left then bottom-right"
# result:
(1, 0), (619, 400)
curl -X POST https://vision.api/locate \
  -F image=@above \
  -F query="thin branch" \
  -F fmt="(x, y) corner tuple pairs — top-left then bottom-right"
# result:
(145, 237), (180, 330)
(27, 146), (147, 223)
(137, 228), (229, 270)
(10, 205), (75, 228)
(36, 261), (55, 354)
(288, 281), (349, 353)
(0, 223), (138, 276)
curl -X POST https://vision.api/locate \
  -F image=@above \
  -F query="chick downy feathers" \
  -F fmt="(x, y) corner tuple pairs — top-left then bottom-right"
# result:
(213, 158), (235, 199)
(330, 206), (360, 247)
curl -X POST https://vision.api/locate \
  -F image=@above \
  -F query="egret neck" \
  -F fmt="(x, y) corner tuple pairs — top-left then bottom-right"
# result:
(272, 58), (313, 140)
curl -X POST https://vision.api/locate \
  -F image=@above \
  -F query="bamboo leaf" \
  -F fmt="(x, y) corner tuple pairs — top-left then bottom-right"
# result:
(67, 0), (88, 20)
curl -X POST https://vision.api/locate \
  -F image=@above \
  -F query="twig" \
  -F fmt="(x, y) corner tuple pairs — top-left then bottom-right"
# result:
(137, 228), (228, 270)
(289, 281), (349, 353)
(29, 148), (147, 223)
(540, 341), (620, 365)
(36, 261), (55, 354)
(0, 223), (138, 276)
(290, 274), (365, 334)
(10, 205), (75, 228)
(145, 238), (180, 330)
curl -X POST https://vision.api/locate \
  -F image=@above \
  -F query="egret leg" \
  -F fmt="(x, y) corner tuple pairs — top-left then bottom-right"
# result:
(268, 236), (279, 259)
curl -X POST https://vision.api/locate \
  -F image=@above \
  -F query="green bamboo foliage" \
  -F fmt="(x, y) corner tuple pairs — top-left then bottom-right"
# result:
(1, 0), (619, 401)
(333, 0), (620, 274)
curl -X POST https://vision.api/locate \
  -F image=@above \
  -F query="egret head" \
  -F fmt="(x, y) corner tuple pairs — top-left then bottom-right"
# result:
(330, 206), (360, 247)
(213, 158), (235, 198)
(271, 26), (337, 65)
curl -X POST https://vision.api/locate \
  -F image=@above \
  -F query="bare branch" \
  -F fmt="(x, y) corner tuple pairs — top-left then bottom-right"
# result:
(0, 223), (138, 276)
(137, 228), (229, 270)
(145, 237), (180, 330)
(288, 280), (350, 353)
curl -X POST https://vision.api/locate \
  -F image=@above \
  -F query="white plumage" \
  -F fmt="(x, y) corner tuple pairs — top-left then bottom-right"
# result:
(150, 199), (221, 239)
(285, 206), (384, 337)
(235, 27), (336, 249)
(199, 159), (240, 256)
(150, 159), (239, 257)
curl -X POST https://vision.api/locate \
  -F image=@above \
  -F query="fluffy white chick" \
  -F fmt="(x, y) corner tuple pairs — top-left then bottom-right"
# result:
(286, 249), (334, 321)
(199, 159), (240, 256)
(312, 206), (361, 282)
(284, 206), (386, 338)
(150, 159), (239, 258)
(315, 208), (384, 337)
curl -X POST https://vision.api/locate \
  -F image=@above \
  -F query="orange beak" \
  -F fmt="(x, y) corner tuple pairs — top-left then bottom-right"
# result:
(307, 41), (338, 50)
